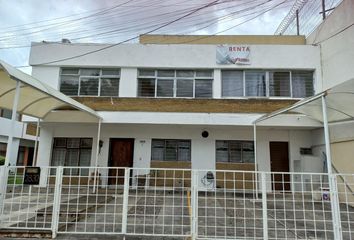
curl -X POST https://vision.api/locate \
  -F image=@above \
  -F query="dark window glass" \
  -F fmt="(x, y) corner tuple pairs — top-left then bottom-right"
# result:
(245, 71), (266, 97)
(79, 78), (99, 96)
(222, 71), (243, 97)
(269, 72), (291, 97)
(157, 79), (174, 97)
(292, 71), (314, 98)
(60, 75), (79, 95)
(100, 78), (119, 96)
(138, 78), (155, 97)
(177, 79), (193, 97)
(195, 80), (212, 98)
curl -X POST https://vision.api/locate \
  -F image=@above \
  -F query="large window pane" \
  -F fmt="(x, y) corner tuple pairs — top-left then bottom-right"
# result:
(65, 149), (80, 175)
(177, 79), (193, 97)
(79, 78), (99, 96)
(245, 71), (266, 97)
(242, 142), (254, 163)
(51, 149), (66, 166)
(177, 141), (191, 161)
(195, 79), (212, 98)
(60, 75), (79, 95)
(100, 78), (119, 96)
(196, 70), (213, 78)
(138, 78), (155, 97)
(292, 71), (314, 98)
(157, 79), (174, 97)
(165, 140), (177, 161)
(222, 71), (243, 97)
(269, 72), (290, 97)
(229, 141), (242, 163)
(216, 141), (228, 162)
(79, 149), (91, 175)
(139, 69), (155, 77)
(151, 140), (165, 161)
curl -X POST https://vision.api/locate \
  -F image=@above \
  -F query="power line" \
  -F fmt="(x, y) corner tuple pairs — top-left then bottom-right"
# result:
(18, 0), (221, 67)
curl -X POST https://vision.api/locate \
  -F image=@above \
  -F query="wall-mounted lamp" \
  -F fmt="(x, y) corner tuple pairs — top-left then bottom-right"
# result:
(202, 130), (209, 138)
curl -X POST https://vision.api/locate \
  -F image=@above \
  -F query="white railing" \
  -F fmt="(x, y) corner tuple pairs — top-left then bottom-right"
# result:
(0, 166), (353, 239)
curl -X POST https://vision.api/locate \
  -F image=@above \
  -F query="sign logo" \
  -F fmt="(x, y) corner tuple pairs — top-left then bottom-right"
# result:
(216, 45), (251, 65)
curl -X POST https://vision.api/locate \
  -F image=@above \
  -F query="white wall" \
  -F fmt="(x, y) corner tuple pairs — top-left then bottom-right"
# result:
(307, 0), (354, 90)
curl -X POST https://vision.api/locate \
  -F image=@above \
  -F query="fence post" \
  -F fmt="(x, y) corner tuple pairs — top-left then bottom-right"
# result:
(51, 167), (63, 239)
(190, 170), (198, 240)
(329, 174), (343, 240)
(121, 168), (130, 235)
(0, 166), (7, 222)
(261, 172), (268, 240)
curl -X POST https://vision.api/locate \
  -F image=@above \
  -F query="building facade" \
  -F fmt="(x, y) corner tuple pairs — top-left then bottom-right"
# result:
(27, 35), (329, 188)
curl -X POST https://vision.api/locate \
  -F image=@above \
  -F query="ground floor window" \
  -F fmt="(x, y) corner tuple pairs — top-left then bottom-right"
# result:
(151, 139), (191, 161)
(216, 140), (254, 163)
(51, 138), (92, 175)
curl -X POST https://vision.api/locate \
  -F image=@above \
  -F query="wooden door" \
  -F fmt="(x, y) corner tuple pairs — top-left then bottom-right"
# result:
(108, 139), (134, 185)
(270, 142), (290, 191)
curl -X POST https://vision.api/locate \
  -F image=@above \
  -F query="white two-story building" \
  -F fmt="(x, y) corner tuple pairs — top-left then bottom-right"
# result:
(26, 34), (326, 189)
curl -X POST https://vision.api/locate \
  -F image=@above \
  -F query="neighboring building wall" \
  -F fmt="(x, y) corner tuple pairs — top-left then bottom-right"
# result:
(307, 0), (354, 89)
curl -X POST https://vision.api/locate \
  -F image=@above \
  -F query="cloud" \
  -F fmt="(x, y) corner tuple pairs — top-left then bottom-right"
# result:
(0, 0), (292, 72)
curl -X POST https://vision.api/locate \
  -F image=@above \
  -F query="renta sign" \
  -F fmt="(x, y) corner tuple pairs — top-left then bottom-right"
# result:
(216, 45), (251, 65)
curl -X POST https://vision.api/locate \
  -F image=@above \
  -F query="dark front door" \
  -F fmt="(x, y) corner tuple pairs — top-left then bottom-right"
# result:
(108, 139), (134, 185)
(270, 142), (290, 191)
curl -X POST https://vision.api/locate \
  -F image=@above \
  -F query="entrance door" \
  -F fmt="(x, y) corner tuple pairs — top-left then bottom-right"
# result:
(270, 142), (290, 191)
(108, 139), (134, 185)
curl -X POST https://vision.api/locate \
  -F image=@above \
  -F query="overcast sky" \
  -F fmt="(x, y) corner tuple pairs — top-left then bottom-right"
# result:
(0, 0), (293, 73)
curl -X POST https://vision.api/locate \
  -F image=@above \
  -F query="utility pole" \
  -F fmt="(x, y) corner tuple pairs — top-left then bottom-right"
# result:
(321, 0), (326, 20)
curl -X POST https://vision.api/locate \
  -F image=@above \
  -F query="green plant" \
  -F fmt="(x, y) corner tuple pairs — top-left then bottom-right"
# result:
(0, 155), (5, 165)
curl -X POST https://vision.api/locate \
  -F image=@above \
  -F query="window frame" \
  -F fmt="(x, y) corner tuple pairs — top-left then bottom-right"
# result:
(215, 140), (255, 163)
(138, 69), (213, 99)
(59, 68), (120, 97)
(151, 139), (191, 162)
(221, 69), (314, 99)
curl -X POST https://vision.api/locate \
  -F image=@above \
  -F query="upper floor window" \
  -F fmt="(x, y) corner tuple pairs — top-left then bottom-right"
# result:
(0, 109), (21, 121)
(222, 70), (314, 98)
(138, 69), (213, 98)
(60, 68), (120, 97)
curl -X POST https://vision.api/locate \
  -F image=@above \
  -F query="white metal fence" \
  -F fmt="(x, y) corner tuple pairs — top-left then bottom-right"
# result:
(1, 166), (354, 239)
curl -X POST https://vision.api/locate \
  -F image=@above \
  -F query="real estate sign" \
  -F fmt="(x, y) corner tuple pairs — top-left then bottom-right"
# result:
(216, 45), (251, 65)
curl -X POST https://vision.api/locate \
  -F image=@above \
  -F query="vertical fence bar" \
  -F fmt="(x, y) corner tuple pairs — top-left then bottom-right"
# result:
(261, 172), (268, 240)
(191, 170), (198, 240)
(330, 174), (343, 240)
(0, 166), (7, 221)
(121, 168), (130, 235)
(51, 167), (63, 238)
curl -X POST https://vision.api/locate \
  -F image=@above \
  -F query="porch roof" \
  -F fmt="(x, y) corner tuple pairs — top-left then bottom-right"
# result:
(0, 60), (101, 122)
(255, 78), (354, 124)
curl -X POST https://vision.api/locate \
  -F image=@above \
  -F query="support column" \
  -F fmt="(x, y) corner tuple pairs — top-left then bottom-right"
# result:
(5, 81), (21, 166)
(93, 119), (102, 193)
(253, 123), (259, 198)
(321, 95), (342, 240)
(32, 118), (40, 166)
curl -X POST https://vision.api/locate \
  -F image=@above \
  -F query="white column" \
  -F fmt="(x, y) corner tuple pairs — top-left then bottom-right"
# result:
(32, 118), (40, 166)
(5, 81), (21, 166)
(93, 119), (102, 193)
(253, 123), (259, 197)
(321, 95), (342, 240)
